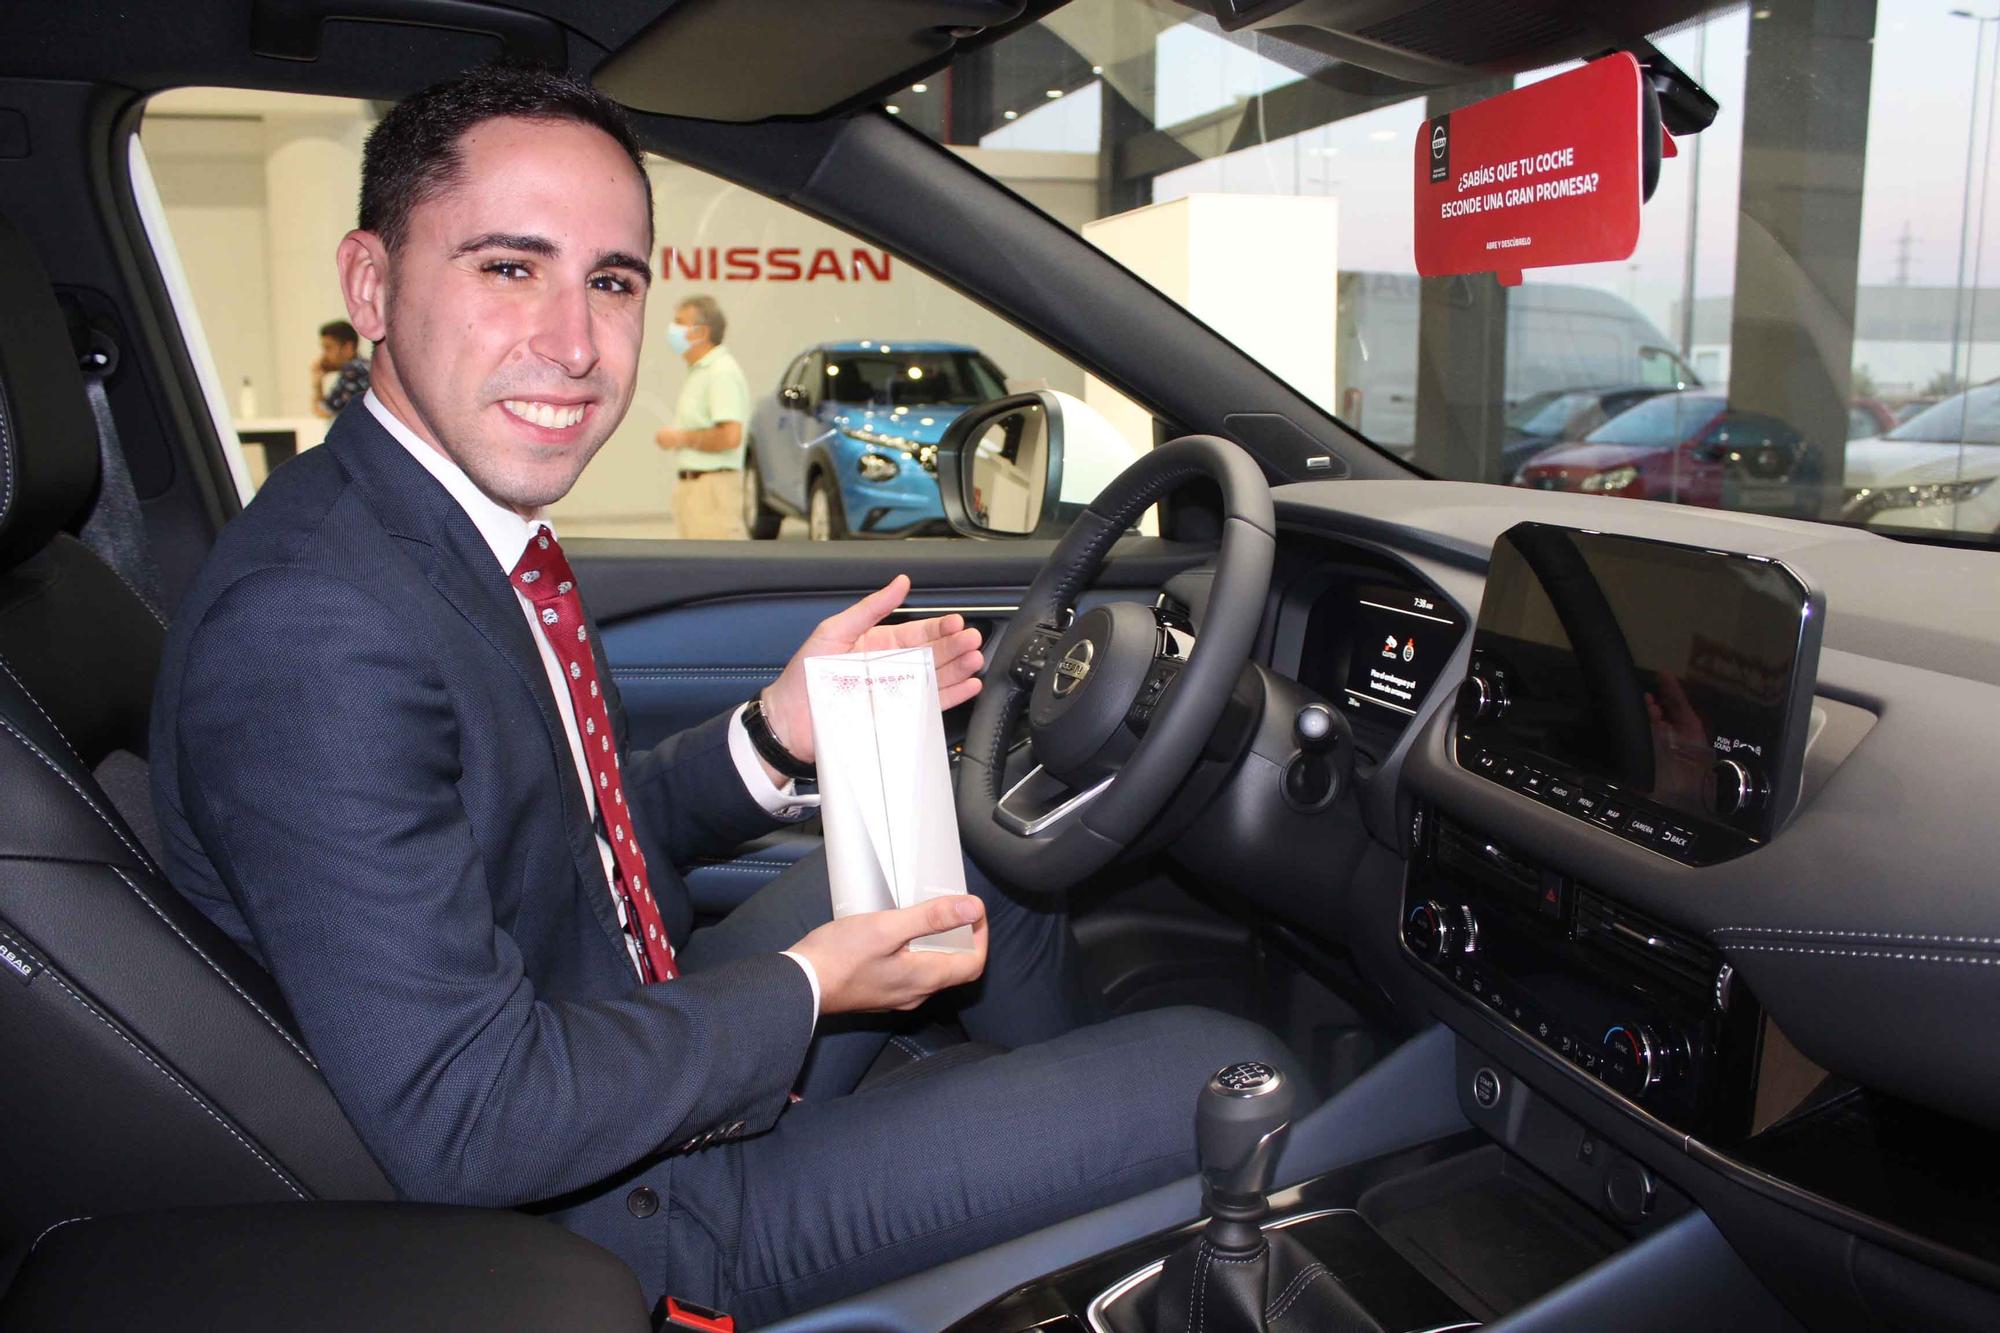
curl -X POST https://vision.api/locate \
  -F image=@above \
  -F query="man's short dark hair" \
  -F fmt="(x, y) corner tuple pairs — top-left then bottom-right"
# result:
(319, 320), (360, 348)
(360, 62), (650, 252)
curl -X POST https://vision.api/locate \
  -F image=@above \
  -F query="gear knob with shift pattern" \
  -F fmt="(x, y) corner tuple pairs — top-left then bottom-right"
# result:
(1152, 1062), (1386, 1333)
(1196, 1061), (1296, 1247)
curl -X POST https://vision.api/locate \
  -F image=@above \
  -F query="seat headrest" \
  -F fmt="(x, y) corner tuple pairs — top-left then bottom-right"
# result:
(0, 210), (100, 570)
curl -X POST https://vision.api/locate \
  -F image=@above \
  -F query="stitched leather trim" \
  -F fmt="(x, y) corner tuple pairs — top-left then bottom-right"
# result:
(1265, 1261), (1330, 1322)
(0, 713), (151, 871)
(1727, 943), (2000, 966)
(108, 867), (317, 1069)
(3, 928), (307, 1200)
(0, 650), (84, 768)
(1717, 926), (2000, 945)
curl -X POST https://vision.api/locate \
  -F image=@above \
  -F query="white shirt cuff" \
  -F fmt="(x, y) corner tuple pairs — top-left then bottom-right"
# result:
(728, 705), (820, 820)
(779, 949), (821, 1029)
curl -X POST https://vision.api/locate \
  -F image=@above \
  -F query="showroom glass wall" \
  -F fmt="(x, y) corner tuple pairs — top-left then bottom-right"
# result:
(135, 90), (1120, 542)
(900, 0), (2000, 544)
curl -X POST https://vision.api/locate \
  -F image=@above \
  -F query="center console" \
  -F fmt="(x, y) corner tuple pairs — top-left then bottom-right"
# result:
(1400, 522), (1823, 1141)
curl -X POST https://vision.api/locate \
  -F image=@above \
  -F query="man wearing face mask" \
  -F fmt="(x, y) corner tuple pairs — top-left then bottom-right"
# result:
(654, 293), (751, 539)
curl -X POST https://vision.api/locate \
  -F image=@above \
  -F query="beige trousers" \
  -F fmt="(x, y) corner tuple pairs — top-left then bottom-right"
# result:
(672, 469), (746, 541)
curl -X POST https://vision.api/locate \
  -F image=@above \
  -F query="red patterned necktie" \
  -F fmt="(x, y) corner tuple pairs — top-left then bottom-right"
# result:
(511, 524), (678, 982)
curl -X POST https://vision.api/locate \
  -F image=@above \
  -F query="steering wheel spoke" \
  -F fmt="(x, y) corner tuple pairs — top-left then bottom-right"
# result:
(995, 763), (1115, 836)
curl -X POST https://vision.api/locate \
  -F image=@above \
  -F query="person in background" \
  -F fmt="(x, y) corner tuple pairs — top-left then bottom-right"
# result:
(311, 319), (371, 418)
(653, 294), (750, 539)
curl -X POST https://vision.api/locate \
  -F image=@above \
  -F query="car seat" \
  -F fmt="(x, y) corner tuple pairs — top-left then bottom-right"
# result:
(0, 210), (395, 1253)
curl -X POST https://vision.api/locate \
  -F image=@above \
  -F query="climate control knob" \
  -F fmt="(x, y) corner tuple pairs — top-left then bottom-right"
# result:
(1404, 900), (1459, 963)
(1456, 675), (1506, 721)
(1600, 1024), (1667, 1099)
(1706, 758), (1763, 818)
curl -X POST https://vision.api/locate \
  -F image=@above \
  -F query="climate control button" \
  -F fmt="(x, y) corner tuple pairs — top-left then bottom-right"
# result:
(1404, 900), (1459, 963)
(1600, 1023), (1670, 1099)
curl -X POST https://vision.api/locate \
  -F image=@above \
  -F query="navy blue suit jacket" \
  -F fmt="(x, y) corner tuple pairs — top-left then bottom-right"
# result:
(151, 405), (815, 1219)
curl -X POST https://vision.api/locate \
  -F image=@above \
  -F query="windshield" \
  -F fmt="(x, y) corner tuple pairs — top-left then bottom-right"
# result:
(823, 350), (1006, 407)
(906, 1), (2000, 548)
(1888, 382), (2000, 446)
(1586, 395), (1723, 448)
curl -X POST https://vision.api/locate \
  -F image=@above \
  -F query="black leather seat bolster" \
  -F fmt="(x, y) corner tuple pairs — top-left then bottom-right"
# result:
(0, 1203), (652, 1332)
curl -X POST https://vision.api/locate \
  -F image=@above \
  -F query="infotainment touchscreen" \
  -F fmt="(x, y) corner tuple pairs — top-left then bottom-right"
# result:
(1343, 585), (1459, 721)
(1460, 523), (1821, 855)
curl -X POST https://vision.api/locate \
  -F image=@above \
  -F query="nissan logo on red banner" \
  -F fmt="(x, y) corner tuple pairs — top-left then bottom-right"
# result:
(1413, 54), (1646, 287)
(662, 245), (895, 283)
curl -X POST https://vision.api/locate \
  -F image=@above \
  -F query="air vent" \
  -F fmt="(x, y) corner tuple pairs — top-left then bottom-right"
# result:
(1358, 0), (1581, 68)
(1435, 818), (1540, 899)
(1575, 890), (1718, 1001)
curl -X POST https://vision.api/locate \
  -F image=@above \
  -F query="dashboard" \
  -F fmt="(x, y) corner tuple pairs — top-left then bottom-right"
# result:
(1190, 479), (2000, 1300)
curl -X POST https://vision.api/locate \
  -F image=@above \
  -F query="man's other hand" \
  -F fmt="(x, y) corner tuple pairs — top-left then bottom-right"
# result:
(791, 896), (988, 1014)
(760, 574), (983, 764)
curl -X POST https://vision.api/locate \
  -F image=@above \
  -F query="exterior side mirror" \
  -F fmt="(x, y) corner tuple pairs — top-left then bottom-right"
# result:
(936, 391), (1066, 538)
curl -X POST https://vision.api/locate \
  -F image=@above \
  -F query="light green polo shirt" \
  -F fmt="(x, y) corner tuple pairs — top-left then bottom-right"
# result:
(674, 344), (751, 473)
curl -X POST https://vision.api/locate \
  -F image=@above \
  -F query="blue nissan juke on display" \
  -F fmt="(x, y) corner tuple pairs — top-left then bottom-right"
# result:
(741, 340), (1009, 540)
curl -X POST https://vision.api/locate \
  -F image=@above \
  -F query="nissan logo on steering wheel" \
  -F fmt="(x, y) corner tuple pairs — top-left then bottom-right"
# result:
(1053, 639), (1095, 696)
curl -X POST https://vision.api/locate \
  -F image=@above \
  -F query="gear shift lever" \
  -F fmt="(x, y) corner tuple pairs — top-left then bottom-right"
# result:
(1196, 1062), (1297, 1251)
(1151, 1062), (1386, 1333)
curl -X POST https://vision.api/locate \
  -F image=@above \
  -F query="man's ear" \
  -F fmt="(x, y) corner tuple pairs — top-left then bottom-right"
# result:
(336, 230), (391, 343)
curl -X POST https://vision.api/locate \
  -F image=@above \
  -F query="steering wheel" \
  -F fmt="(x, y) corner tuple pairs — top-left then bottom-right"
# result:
(956, 436), (1275, 893)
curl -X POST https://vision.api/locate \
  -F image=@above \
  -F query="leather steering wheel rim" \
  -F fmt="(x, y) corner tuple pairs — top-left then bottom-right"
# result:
(956, 435), (1275, 893)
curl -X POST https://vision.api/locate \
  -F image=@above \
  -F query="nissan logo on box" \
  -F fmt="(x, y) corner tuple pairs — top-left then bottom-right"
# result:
(1429, 116), (1450, 183)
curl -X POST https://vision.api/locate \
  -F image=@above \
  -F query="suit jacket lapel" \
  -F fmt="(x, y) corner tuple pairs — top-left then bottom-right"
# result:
(323, 411), (634, 961)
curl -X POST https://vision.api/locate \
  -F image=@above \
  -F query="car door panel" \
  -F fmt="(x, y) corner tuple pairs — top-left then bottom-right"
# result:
(577, 539), (1209, 912)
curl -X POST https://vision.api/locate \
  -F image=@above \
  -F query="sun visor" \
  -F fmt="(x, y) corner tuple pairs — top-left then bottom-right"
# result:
(1413, 54), (1656, 288)
(594, 0), (1024, 123)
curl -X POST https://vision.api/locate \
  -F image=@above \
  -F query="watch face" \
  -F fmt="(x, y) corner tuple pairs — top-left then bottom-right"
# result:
(1213, 1062), (1280, 1094)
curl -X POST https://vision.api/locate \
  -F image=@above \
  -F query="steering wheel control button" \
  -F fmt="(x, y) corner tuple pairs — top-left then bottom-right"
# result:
(1471, 1066), (1503, 1110)
(1211, 1062), (1282, 1096)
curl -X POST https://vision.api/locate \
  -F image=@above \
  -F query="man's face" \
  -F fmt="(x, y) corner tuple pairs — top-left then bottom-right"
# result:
(672, 305), (708, 351)
(318, 335), (350, 371)
(362, 116), (652, 514)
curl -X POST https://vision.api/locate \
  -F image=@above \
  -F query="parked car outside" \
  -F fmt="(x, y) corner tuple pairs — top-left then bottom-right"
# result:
(1513, 390), (1823, 517)
(1843, 382), (2000, 537)
(1500, 384), (1674, 482)
(742, 340), (1007, 540)
(1334, 272), (1700, 461)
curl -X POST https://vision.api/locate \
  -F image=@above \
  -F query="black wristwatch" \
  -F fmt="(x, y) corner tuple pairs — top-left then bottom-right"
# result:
(743, 696), (816, 782)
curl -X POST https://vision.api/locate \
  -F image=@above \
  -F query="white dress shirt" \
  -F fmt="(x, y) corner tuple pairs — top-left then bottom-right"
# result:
(364, 393), (820, 1021)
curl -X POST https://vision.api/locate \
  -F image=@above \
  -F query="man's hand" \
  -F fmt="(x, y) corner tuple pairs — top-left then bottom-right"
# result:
(759, 574), (983, 765)
(654, 425), (685, 451)
(791, 896), (988, 1014)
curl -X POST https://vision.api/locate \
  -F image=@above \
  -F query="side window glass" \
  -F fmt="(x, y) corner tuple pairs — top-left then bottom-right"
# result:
(136, 89), (1148, 543)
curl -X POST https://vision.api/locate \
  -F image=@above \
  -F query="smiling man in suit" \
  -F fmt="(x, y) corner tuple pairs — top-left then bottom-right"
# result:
(151, 63), (1288, 1325)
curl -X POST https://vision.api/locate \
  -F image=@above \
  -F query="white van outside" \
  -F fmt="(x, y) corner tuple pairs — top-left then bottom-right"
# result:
(1335, 272), (1700, 457)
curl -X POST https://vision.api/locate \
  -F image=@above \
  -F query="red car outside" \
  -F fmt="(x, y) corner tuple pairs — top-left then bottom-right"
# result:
(1514, 392), (1732, 504)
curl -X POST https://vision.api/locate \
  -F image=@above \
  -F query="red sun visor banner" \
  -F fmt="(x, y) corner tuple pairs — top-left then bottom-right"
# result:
(1414, 54), (1644, 286)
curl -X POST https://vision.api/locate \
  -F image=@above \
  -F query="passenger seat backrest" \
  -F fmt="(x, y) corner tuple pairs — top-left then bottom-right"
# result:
(0, 210), (392, 1252)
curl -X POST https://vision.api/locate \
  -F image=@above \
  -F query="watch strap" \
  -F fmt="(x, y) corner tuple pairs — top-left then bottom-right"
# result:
(743, 697), (816, 781)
